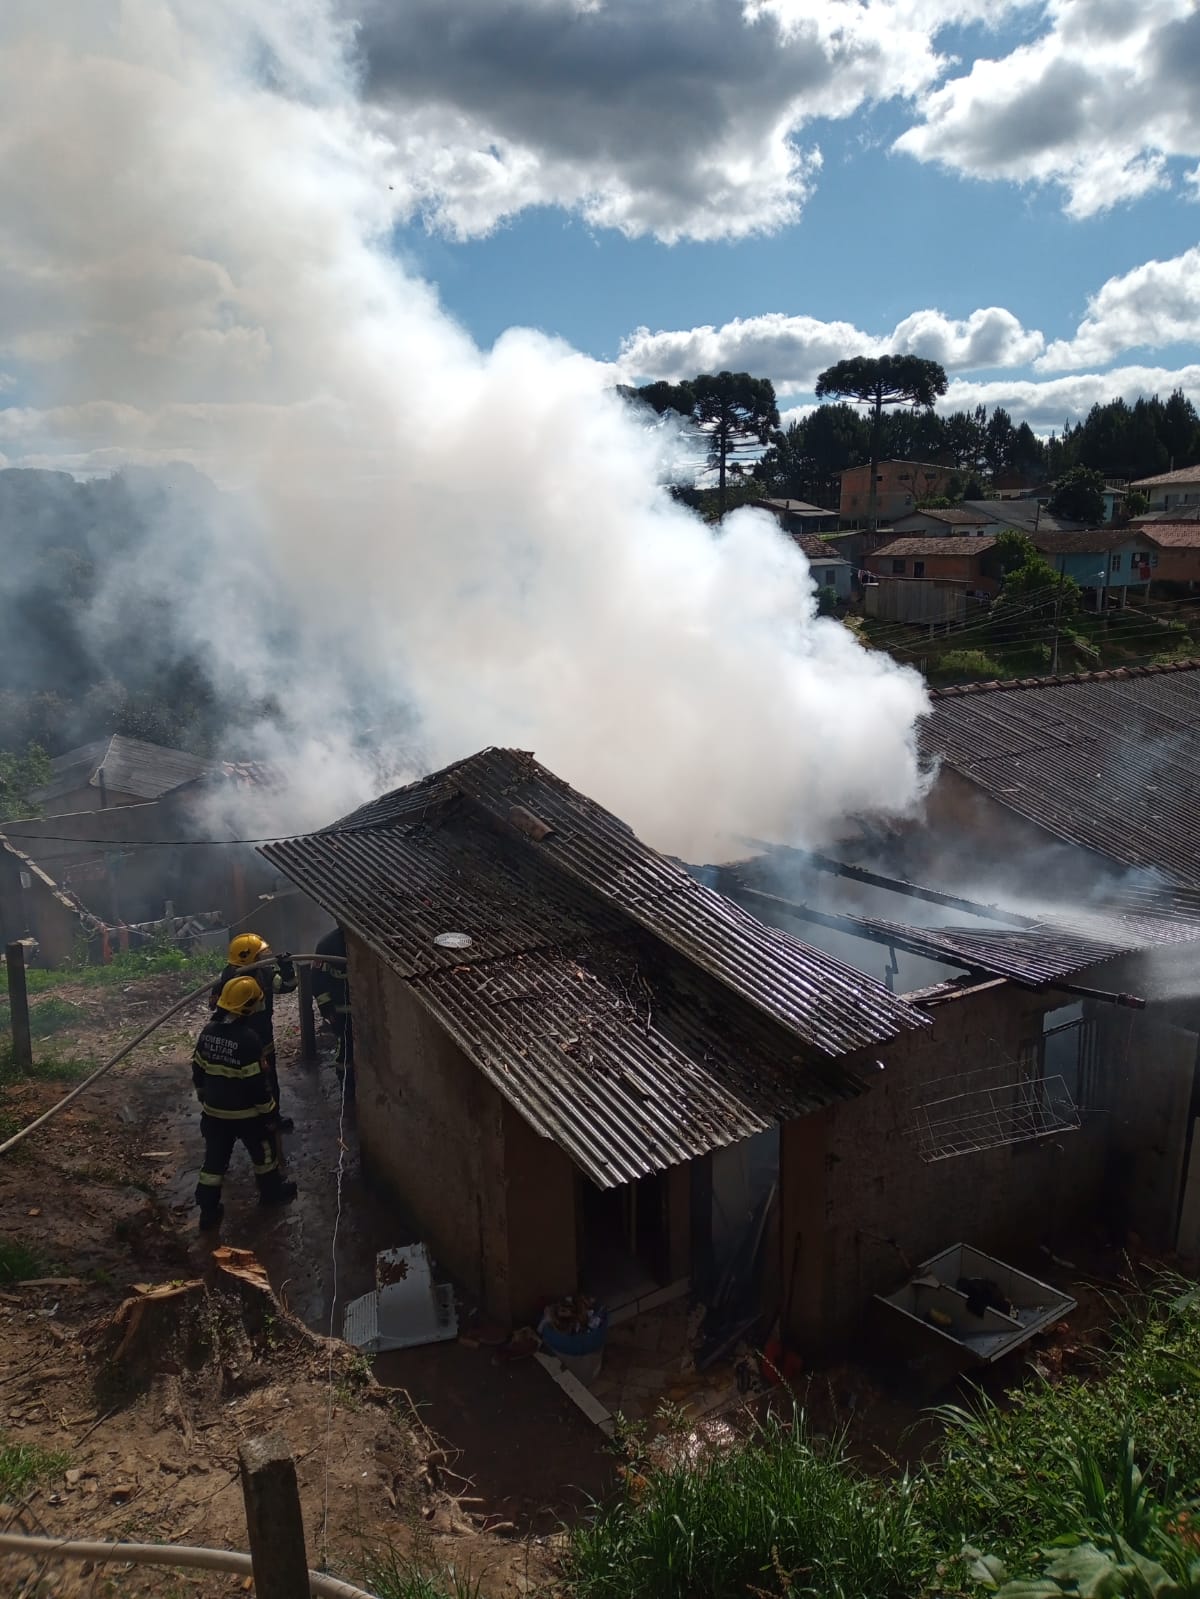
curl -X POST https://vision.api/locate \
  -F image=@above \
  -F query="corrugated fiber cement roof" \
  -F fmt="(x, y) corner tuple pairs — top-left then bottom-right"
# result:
(921, 662), (1200, 887)
(263, 749), (930, 1186)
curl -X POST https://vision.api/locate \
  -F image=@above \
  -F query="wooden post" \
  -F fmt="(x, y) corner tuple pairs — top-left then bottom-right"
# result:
(5, 943), (33, 1073)
(238, 1431), (310, 1599)
(297, 964), (317, 1063)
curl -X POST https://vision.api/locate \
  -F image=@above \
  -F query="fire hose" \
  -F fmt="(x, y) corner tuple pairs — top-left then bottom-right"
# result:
(0, 1531), (379, 1596)
(0, 953), (347, 1160)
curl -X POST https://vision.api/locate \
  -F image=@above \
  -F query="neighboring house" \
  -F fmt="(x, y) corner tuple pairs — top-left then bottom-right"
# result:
(1031, 529), (1156, 608)
(752, 498), (840, 536)
(863, 577), (971, 627)
(792, 532), (853, 601)
(30, 734), (213, 815)
(893, 502), (1088, 538)
(891, 507), (992, 537)
(1102, 484), (1127, 524)
(1138, 524), (1200, 587)
(264, 745), (1200, 1346)
(839, 460), (956, 524)
(866, 536), (1001, 596)
(1132, 504), (1200, 526)
(1, 759), (327, 958)
(1132, 466), (1200, 513)
(958, 500), (1086, 536)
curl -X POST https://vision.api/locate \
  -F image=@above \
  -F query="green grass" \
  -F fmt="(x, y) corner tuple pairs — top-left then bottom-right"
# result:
(927, 649), (1006, 682)
(568, 1280), (1200, 1599)
(0, 1437), (69, 1499)
(570, 1412), (931, 1599)
(0, 942), (218, 997)
(363, 1548), (481, 1599)
(0, 1238), (46, 1283)
(27, 996), (82, 1037)
(0, 1040), (94, 1085)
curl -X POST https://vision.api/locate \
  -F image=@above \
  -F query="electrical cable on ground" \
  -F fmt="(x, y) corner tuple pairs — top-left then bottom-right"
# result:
(0, 1531), (379, 1597)
(0, 953), (347, 1159)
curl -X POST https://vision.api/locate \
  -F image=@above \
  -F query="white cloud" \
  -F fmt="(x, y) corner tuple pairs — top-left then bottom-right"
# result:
(619, 305), (1043, 391)
(939, 362), (1200, 430)
(897, 0), (1200, 218)
(1038, 245), (1200, 371)
(347, 0), (987, 243)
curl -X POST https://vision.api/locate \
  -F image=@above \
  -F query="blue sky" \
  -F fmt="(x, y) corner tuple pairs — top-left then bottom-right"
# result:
(361, 0), (1200, 433)
(4, 0), (1200, 473)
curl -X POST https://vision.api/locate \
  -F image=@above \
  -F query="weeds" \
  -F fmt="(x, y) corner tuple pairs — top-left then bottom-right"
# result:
(570, 1410), (931, 1599)
(364, 1545), (481, 1598)
(0, 1437), (68, 1498)
(568, 1280), (1200, 1599)
(0, 1237), (45, 1282)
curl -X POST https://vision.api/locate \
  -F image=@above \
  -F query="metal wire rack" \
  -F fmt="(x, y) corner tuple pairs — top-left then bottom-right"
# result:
(910, 1057), (1081, 1162)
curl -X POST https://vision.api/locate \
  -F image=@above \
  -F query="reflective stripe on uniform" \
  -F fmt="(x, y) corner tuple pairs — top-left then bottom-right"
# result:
(197, 1170), (223, 1186)
(200, 1102), (275, 1120)
(252, 1152), (278, 1175)
(195, 1058), (264, 1080)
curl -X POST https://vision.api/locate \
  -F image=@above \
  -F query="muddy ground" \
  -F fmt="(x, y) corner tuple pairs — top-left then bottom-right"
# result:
(0, 975), (585, 1598)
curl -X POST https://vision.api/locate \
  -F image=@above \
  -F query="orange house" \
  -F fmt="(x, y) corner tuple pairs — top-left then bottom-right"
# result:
(866, 536), (1002, 596)
(1140, 525), (1200, 586)
(839, 459), (956, 525)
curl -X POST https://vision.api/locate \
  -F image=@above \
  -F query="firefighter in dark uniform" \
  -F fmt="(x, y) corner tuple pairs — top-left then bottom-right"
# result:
(209, 933), (297, 1131)
(192, 976), (297, 1232)
(312, 926), (354, 1100)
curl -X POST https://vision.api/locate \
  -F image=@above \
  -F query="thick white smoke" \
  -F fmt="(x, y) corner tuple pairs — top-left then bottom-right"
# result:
(0, 0), (929, 856)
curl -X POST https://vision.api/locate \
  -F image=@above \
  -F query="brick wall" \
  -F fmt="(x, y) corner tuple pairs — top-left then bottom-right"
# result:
(783, 980), (1109, 1349)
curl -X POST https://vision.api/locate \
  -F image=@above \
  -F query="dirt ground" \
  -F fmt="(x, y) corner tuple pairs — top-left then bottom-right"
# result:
(0, 972), (1176, 1598)
(0, 976), (572, 1598)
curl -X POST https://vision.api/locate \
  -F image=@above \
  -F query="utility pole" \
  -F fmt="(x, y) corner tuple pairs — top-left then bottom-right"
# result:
(5, 944), (32, 1073)
(1050, 558), (1067, 674)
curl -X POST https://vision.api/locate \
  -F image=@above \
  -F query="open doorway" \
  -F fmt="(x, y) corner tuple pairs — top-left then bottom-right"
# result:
(580, 1170), (667, 1303)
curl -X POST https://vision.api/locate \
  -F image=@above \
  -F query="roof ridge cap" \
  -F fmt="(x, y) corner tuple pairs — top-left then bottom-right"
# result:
(928, 657), (1200, 699)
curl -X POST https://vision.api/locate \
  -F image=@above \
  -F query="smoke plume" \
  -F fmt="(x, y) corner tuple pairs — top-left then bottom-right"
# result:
(0, 0), (929, 855)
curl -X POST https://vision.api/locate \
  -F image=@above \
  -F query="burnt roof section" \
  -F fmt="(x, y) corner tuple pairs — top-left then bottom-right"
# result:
(264, 749), (931, 1184)
(35, 735), (213, 807)
(921, 662), (1200, 886)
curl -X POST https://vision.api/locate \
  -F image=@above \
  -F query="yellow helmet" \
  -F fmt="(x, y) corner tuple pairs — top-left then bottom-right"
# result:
(228, 933), (269, 967)
(217, 976), (264, 1017)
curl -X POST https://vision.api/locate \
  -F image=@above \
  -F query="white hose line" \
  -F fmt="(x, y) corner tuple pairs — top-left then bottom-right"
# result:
(0, 951), (349, 1159)
(0, 1530), (380, 1597)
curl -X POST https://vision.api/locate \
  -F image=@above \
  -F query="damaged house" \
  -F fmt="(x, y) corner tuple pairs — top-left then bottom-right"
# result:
(265, 743), (1200, 1350)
